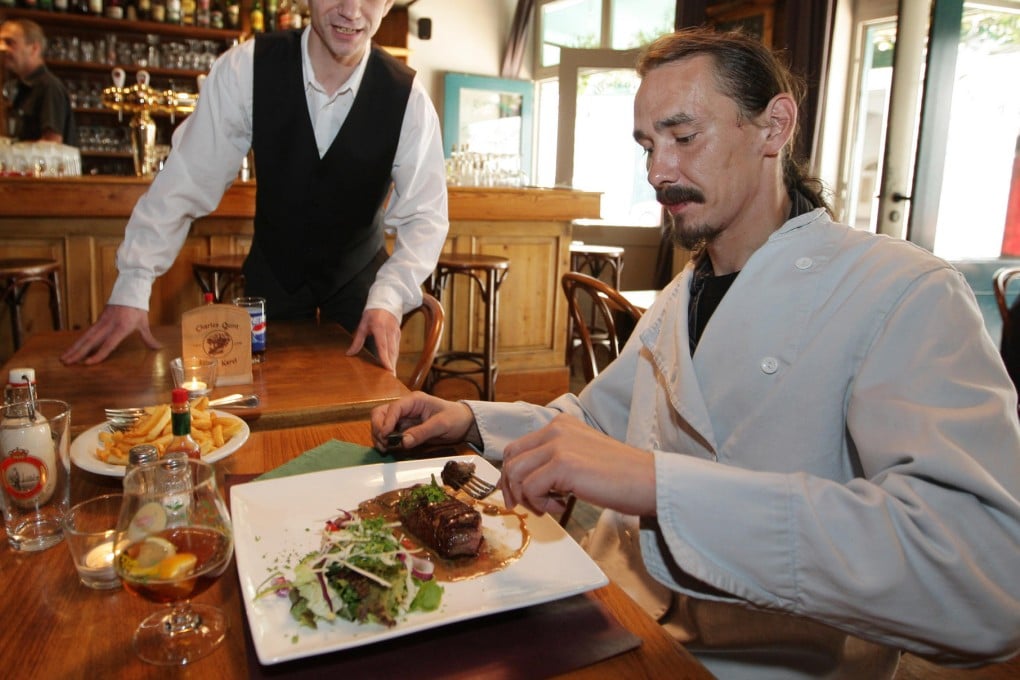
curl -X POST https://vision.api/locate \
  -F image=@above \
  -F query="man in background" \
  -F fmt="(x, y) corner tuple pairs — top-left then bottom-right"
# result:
(0, 19), (77, 145)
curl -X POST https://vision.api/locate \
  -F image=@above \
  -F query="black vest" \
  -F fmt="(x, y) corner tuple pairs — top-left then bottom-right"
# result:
(251, 32), (414, 296)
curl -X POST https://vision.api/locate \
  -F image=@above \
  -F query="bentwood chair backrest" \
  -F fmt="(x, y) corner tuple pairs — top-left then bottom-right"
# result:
(561, 271), (645, 384)
(994, 266), (1020, 324)
(400, 292), (445, 392)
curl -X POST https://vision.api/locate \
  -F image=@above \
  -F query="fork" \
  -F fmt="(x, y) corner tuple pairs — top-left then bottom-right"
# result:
(448, 472), (497, 500)
(104, 394), (260, 426)
(103, 407), (147, 431)
(449, 474), (576, 508)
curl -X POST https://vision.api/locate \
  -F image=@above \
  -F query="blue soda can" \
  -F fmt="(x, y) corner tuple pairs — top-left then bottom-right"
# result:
(234, 297), (266, 363)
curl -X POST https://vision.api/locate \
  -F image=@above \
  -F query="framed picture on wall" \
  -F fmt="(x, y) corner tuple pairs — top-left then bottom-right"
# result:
(706, 1), (774, 47)
(442, 73), (534, 184)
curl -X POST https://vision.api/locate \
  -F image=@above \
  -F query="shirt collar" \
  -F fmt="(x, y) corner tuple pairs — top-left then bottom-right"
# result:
(301, 28), (371, 99)
(21, 64), (48, 85)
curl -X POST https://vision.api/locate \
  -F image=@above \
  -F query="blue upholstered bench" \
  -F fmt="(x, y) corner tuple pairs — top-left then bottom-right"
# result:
(951, 258), (1020, 346)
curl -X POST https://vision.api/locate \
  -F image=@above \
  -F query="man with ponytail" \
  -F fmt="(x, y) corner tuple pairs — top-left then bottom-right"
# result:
(372, 28), (1020, 678)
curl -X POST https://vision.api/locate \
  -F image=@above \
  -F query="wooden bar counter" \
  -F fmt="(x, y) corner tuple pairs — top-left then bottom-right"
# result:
(0, 177), (600, 403)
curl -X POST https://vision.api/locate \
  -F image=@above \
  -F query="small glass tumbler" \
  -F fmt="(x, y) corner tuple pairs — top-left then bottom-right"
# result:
(169, 356), (218, 397)
(63, 493), (124, 590)
(234, 296), (266, 364)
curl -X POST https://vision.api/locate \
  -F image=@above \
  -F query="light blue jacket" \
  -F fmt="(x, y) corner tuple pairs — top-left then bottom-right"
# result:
(469, 209), (1020, 677)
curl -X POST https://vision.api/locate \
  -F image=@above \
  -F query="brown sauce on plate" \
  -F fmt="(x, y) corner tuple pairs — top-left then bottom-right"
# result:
(358, 487), (529, 582)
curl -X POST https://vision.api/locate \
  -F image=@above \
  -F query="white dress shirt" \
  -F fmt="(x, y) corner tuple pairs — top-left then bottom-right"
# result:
(109, 28), (449, 320)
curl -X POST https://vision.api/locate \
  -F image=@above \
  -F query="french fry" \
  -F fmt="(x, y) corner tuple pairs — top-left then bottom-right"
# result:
(94, 399), (243, 466)
(143, 405), (172, 439)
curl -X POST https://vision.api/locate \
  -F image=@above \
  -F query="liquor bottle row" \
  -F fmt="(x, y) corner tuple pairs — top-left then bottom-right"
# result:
(248, 0), (308, 34)
(0, 0), (311, 33)
(0, 0), (243, 30)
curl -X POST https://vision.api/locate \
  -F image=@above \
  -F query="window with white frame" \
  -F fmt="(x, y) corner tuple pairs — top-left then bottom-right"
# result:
(534, 0), (675, 226)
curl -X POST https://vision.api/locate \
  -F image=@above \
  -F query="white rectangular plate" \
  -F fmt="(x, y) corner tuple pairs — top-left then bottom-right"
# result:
(232, 455), (608, 666)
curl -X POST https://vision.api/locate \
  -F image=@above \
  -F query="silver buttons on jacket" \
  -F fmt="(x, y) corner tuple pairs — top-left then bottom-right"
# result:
(795, 257), (814, 270)
(760, 357), (779, 374)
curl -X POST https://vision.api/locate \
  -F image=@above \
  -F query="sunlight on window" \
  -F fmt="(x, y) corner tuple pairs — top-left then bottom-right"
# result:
(541, 0), (602, 68)
(573, 69), (658, 225)
(536, 0), (674, 225)
(933, 8), (1020, 259)
(610, 0), (675, 49)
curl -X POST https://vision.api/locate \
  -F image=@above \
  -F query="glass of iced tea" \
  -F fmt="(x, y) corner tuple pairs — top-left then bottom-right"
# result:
(114, 456), (233, 665)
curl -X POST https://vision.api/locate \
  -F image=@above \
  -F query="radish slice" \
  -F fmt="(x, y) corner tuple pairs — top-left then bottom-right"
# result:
(409, 555), (434, 580)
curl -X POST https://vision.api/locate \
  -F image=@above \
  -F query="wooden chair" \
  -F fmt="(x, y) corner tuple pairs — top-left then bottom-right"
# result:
(566, 242), (625, 366)
(399, 292), (445, 392)
(1, 258), (64, 351)
(993, 266), (1020, 323)
(559, 272), (645, 527)
(562, 271), (645, 384)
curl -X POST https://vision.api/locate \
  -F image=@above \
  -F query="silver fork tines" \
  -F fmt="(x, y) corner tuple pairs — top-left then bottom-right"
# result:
(456, 474), (497, 500)
(103, 408), (145, 431)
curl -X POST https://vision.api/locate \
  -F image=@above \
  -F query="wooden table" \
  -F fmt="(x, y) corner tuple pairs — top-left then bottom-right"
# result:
(0, 420), (712, 679)
(0, 321), (409, 434)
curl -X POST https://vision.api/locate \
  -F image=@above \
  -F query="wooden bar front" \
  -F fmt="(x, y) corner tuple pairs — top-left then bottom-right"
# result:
(0, 178), (600, 403)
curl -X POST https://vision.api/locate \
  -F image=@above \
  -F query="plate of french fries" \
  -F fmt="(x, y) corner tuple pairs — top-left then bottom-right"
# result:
(69, 396), (250, 477)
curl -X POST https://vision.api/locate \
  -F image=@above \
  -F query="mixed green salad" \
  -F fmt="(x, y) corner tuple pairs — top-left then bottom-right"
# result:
(257, 512), (444, 629)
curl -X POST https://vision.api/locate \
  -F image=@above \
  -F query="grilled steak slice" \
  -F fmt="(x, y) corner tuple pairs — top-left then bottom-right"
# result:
(398, 482), (483, 559)
(441, 460), (476, 490)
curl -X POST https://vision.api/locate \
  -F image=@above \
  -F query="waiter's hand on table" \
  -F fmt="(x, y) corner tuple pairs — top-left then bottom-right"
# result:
(348, 308), (400, 372)
(60, 304), (161, 365)
(371, 392), (475, 451)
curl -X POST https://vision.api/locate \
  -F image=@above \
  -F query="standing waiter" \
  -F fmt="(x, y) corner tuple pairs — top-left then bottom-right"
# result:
(61, 0), (448, 371)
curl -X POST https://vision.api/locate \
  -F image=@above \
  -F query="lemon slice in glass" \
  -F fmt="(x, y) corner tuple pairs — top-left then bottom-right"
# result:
(135, 536), (176, 568)
(157, 552), (198, 580)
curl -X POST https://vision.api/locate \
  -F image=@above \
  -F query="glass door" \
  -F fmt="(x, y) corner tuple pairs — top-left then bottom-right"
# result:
(910, 0), (1020, 258)
(553, 47), (658, 225)
(841, 0), (1020, 258)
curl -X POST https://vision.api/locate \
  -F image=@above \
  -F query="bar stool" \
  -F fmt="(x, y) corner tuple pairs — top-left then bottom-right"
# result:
(426, 253), (510, 401)
(192, 254), (247, 303)
(569, 242), (624, 289)
(0, 258), (64, 351)
(566, 242), (625, 366)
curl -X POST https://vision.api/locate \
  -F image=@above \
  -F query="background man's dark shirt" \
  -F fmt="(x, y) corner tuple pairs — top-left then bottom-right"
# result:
(12, 65), (77, 145)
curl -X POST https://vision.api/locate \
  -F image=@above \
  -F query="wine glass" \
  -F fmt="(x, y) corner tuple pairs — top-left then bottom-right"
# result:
(114, 456), (233, 665)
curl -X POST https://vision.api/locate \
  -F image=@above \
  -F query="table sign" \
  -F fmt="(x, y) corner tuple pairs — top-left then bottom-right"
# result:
(181, 303), (252, 386)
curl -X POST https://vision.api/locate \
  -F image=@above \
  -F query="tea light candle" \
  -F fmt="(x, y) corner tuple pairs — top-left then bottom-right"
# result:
(182, 379), (207, 395)
(82, 541), (117, 581)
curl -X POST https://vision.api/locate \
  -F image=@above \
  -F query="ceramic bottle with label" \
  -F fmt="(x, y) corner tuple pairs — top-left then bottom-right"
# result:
(1, 368), (58, 507)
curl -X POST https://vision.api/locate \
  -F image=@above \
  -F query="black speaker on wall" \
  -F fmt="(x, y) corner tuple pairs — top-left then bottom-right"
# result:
(418, 17), (432, 40)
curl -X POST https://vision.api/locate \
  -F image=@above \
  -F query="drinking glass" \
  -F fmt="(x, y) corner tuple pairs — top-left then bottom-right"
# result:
(169, 356), (217, 397)
(114, 457), (233, 665)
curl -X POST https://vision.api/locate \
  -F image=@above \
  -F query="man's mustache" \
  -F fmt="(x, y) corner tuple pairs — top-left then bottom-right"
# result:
(656, 185), (706, 205)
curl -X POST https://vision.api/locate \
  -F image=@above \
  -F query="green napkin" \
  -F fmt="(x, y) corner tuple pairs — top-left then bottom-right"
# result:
(256, 439), (392, 481)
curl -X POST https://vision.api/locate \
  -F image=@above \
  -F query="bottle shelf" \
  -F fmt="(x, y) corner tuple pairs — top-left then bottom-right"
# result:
(79, 149), (133, 158)
(51, 59), (209, 80)
(0, 7), (242, 41)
